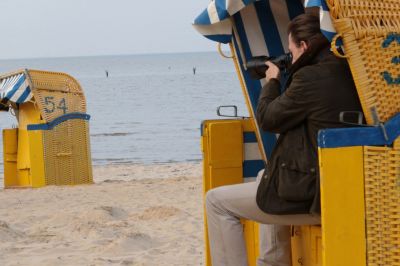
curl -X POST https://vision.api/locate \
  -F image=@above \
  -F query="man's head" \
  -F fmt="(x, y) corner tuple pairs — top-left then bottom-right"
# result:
(287, 14), (324, 63)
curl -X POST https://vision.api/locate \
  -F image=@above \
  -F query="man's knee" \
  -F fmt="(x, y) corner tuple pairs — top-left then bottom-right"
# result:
(205, 186), (230, 216)
(205, 188), (218, 213)
(256, 168), (266, 183)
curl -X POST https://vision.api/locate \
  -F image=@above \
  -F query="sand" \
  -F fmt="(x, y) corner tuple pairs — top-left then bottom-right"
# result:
(0, 162), (204, 266)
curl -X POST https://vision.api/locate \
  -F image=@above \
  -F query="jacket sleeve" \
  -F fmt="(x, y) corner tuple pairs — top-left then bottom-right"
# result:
(256, 71), (314, 133)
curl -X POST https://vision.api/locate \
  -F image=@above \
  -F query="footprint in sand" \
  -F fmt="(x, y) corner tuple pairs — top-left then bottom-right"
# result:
(0, 220), (24, 241)
(105, 232), (159, 253)
(136, 206), (182, 220)
(95, 206), (128, 219)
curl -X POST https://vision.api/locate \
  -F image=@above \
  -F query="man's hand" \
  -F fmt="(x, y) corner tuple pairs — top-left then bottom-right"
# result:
(265, 61), (280, 81)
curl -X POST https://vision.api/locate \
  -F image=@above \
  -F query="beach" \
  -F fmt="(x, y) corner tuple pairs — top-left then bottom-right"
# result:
(0, 51), (243, 266)
(0, 51), (242, 266)
(0, 162), (204, 266)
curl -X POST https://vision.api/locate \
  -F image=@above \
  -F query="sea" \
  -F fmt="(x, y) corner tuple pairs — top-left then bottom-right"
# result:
(0, 52), (248, 171)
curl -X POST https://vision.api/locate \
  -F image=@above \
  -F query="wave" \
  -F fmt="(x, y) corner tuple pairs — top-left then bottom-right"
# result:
(91, 132), (136, 137)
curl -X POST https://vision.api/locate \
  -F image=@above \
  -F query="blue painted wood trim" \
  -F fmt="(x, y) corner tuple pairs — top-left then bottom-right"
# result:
(27, 112), (91, 131)
(318, 113), (400, 148)
(243, 160), (265, 178)
(244, 132), (257, 143)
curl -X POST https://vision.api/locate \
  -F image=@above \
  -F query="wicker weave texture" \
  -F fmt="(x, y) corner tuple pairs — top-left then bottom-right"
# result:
(27, 70), (86, 122)
(364, 142), (400, 266)
(42, 119), (93, 186)
(326, 0), (400, 124)
(327, 1), (400, 27)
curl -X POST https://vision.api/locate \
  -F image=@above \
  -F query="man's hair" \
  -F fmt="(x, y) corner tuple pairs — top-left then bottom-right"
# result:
(287, 14), (324, 47)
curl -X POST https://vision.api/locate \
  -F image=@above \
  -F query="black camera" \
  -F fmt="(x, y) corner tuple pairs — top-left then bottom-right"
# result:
(246, 53), (292, 80)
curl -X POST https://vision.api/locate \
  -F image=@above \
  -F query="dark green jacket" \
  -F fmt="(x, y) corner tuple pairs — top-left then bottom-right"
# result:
(256, 47), (362, 215)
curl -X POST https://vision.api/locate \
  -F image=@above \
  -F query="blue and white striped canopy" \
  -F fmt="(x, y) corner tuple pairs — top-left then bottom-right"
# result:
(305, 0), (335, 40)
(0, 73), (33, 104)
(193, 0), (336, 44)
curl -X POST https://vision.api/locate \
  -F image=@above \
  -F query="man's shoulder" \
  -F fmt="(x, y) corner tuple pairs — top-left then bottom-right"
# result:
(293, 55), (348, 82)
(293, 65), (318, 81)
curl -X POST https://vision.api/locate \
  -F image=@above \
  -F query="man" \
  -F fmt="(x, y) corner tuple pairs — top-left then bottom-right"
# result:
(205, 13), (362, 266)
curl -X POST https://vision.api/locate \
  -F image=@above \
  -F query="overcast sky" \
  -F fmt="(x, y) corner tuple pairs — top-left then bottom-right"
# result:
(0, 0), (215, 59)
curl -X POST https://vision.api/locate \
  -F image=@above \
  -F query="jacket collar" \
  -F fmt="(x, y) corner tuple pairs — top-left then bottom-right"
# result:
(284, 37), (331, 87)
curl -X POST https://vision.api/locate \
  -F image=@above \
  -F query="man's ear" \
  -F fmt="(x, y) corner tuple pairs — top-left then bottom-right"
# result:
(300, 41), (308, 51)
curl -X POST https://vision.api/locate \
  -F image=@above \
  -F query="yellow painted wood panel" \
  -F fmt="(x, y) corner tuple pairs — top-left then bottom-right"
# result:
(3, 129), (18, 188)
(202, 119), (260, 266)
(291, 226), (322, 266)
(319, 147), (366, 266)
(28, 130), (46, 188)
(16, 129), (31, 187)
(209, 121), (243, 169)
(18, 102), (42, 130)
(243, 220), (259, 266)
(17, 129), (31, 171)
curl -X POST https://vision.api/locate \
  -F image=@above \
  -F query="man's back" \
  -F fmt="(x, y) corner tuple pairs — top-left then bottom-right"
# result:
(289, 49), (362, 150)
(256, 47), (363, 215)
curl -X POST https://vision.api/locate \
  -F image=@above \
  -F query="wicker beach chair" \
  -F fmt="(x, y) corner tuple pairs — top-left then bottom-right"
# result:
(0, 69), (93, 188)
(323, 1), (400, 265)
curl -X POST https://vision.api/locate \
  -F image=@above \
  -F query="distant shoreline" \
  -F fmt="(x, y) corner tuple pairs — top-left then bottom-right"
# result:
(0, 50), (228, 62)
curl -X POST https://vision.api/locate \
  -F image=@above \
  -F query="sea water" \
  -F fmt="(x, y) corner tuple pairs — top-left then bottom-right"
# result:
(0, 52), (248, 170)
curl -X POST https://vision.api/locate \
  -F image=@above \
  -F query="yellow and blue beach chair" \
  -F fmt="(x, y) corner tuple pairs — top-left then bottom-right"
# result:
(0, 69), (93, 188)
(194, 0), (400, 265)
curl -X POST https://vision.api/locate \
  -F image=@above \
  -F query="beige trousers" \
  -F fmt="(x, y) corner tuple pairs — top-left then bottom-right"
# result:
(205, 172), (320, 266)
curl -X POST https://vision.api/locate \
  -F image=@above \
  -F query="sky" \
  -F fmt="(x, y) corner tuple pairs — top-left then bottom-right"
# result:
(0, 0), (216, 59)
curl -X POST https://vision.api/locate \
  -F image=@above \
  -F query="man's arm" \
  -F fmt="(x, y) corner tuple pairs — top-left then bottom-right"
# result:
(256, 71), (314, 133)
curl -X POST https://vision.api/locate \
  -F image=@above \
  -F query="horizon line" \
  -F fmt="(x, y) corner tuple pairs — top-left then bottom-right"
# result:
(0, 50), (230, 61)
